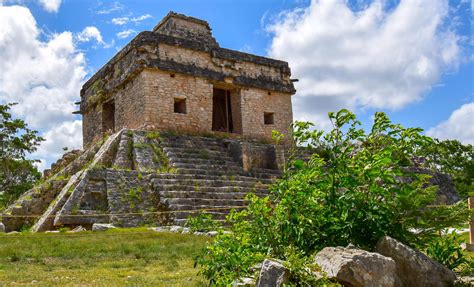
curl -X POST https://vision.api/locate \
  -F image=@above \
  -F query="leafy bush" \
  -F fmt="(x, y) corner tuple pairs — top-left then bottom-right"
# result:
(426, 231), (471, 271)
(185, 212), (221, 232)
(196, 110), (470, 285)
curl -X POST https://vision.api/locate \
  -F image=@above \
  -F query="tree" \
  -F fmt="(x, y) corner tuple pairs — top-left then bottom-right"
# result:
(196, 110), (470, 285)
(420, 139), (474, 199)
(0, 103), (44, 208)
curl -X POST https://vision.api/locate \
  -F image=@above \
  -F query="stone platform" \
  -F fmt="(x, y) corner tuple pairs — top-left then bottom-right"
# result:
(0, 130), (287, 232)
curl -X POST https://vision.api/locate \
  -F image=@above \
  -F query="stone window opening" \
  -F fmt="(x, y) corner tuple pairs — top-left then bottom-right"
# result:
(264, 112), (274, 125)
(174, 98), (186, 114)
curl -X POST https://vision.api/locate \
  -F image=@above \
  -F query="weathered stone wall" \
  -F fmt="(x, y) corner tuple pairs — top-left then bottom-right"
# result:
(240, 88), (293, 141)
(141, 69), (213, 133)
(138, 69), (292, 142)
(83, 74), (147, 147)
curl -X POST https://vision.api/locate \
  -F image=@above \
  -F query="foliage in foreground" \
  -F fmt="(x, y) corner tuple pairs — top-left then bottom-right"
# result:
(0, 103), (43, 208)
(186, 212), (222, 232)
(196, 110), (471, 285)
(426, 230), (471, 272)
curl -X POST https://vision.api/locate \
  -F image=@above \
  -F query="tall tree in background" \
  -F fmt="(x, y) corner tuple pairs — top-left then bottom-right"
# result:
(0, 103), (44, 208)
(421, 139), (474, 199)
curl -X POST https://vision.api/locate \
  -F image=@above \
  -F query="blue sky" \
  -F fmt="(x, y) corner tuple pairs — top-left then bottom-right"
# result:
(0, 0), (472, 170)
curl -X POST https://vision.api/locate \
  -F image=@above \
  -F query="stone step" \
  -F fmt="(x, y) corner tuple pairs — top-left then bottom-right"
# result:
(156, 185), (267, 193)
(153, 180), (270, 189)
(171, 163), (243, 171)
(172, 210), (234, 221)
(167, 158), (240, 166)
(162, 135), (226, 144)
(161, 142), (226, 149)
(163, 146), (228, 155)
(163, 198), (247, 206)
(167, 153), (234, 161)
(152, 174), (275, 184)
(168, 204), (247, 212)
(159, 190), (268, 200)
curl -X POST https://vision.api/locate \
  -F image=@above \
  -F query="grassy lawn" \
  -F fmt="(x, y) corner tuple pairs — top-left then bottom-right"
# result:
(0, 228), (209, 286)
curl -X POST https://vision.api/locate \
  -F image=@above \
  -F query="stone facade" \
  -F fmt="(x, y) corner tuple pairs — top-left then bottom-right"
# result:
(79, 12), (295, 148)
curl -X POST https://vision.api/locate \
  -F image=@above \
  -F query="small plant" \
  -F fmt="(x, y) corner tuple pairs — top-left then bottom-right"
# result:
(59, 227), (70, 233)
(128, 187), (142, 202)
(146, 131), (160, 140)
(426, 230), (470, 271)
(185, 212), (221, 232)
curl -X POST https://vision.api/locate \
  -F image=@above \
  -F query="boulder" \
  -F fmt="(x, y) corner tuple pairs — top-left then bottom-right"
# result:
(92, 223), (116, 231)
(375, 236), (457, 287)
(0, 222), (5, 233)
(314, 246), (399, 287)
(256, 259), (289, 287)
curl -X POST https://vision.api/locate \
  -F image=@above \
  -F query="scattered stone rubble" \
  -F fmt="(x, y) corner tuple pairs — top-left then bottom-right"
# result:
(237, 236), (463, 287)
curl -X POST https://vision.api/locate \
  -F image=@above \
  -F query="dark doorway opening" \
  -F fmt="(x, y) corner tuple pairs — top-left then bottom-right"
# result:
(102, 101), (115, 134)
(212, 88), (234, 133)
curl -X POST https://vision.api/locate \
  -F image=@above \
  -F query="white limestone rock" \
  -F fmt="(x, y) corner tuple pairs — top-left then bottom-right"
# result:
(92, 223), (116, 231)
(375, 236), (457, 287)
(0, 222), (5, 233)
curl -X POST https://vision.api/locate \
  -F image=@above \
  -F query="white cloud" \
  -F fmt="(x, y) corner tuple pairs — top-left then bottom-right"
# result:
(267, 0), (461, 128)
(131, 14), (152, 22)
(96, 1), (123, 15)
(0, 5), (86, 169)
(0, 0), (62, 13)
(76, 26), (104, 45)
(38, 0), (61, 12)
(112, 17), (129, 25)
(111, 14), (152, 26)
(426, 102), (474, 145)
(117, 29), (136, 39)
(33, 120), (83, 160)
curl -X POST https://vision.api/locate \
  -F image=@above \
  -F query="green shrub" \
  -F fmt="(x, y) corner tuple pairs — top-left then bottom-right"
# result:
(196, 110), (470, 285)
(185, 212), (221, 232)
(426, 231), (471, 271)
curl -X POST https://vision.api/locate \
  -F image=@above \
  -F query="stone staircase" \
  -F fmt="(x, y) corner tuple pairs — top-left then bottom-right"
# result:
(153, 135), (280, 224)
(1, 130), (289, 231)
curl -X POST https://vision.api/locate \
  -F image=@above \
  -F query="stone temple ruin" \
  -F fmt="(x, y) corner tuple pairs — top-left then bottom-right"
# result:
(0, 12), (459, 232)
(0, 12), (298, 232)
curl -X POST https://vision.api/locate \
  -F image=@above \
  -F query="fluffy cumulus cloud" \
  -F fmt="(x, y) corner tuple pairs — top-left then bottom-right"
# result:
(76, 26), (104, 44)
(267, 0), (461, 128)
(0, 5), (85, 169)
(33, 120), (83, 160)
(38, 0), (61, 12)
(426, 102), (474, 145)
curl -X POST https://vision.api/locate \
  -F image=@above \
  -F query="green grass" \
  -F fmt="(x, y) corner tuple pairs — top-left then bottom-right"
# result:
(0, 227), (209, 286)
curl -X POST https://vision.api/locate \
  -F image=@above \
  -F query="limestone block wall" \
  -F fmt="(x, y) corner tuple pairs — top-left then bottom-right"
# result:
(141, 69), (214, 133)
(82, 74), (147, 147)
(240, 88), (293, 141)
